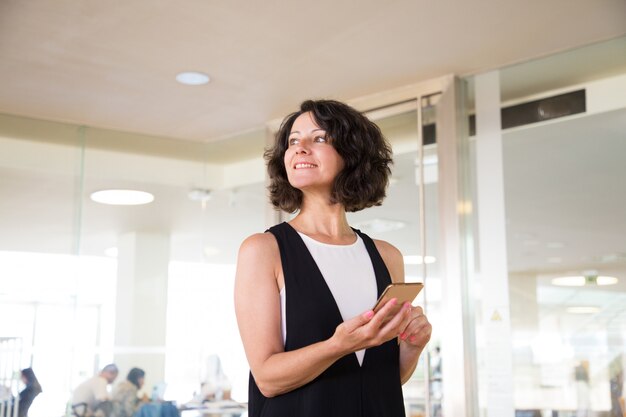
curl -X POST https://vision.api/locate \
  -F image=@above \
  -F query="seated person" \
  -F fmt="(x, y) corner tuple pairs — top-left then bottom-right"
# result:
(71, 364), (118, 416)
(111, 368), (148, 417)
(195, 355), (231, 402)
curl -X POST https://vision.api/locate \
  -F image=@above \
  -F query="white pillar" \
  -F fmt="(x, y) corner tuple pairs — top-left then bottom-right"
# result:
(475, 70), (515, 417)
(114, 232), (170, 390)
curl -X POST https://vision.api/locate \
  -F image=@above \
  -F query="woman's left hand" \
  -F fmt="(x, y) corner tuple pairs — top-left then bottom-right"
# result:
(398, 306), (431, 349)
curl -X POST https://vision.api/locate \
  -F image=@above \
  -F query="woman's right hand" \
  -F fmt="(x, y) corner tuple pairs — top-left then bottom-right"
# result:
(331, 298), (412, 355)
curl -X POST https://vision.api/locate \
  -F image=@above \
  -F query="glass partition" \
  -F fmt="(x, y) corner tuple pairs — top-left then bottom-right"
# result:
(467, 36), (626, 417)
(0, 116), (267, 416)
(349, 99), (442, 417)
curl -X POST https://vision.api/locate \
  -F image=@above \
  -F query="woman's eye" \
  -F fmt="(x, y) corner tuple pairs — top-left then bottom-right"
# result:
(288, 138), (299, 146)
(314, 136), (328, 143)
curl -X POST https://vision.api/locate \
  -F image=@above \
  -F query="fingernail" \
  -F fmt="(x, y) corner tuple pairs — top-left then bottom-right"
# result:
(364, 311), (374, 319)
(390, 298), (397, 305)
(400, 332), (407, 340)
(410, 336), (416, 342)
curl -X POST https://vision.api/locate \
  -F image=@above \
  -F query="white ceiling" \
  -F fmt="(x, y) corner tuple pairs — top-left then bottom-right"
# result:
(0, 0), (625, 330)
(1, 0), (625, 144)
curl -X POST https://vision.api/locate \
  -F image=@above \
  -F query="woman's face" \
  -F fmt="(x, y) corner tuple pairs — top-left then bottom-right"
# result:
(284, 112), (344, 194)
(137, 376), (145, 389)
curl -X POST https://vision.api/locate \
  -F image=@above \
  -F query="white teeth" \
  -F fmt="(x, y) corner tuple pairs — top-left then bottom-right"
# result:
(295, 163), (317, 169)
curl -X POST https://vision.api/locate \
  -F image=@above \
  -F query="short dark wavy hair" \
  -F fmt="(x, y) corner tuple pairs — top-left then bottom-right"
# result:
(265, 99), (392, 213)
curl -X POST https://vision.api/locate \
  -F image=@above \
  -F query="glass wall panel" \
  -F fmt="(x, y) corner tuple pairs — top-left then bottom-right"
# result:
(349, 102), (442, 417)
(467, 36), (626, 417)
(0, 115), (267, 416)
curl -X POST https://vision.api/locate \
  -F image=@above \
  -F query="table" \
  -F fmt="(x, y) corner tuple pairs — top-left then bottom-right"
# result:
(136, 402), (180, 417)
(179, 400), (247, 417)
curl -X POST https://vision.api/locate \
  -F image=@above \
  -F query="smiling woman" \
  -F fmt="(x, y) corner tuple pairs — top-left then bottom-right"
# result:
(235, 99), (432, 417)
(265, 100), (393, 213)
(283, 112), (344, 194)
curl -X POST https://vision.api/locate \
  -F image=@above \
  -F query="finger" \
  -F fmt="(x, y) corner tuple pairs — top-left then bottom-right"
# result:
(381, 301), (412, 336)
(368, 297), (399, 328)
(400, 309), (427, 339)
(403, 315), (432, 344)
(343, 309), (375, 333)
(407, 324), (432, 346)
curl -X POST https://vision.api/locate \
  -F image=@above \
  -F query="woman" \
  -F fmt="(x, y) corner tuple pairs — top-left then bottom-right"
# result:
(235, 99), (432, 417)
(112, 368), (147, 417)
(17, 368), (42, 417)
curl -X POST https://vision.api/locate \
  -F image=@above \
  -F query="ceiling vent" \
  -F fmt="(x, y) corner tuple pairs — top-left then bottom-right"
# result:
(468, 89), (586, 135)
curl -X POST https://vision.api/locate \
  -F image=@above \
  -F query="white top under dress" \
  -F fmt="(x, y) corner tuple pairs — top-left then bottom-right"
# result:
(279, 231), (377, 365)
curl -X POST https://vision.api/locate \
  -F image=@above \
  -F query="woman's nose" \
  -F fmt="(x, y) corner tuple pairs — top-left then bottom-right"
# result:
(295, 144), (309, 154)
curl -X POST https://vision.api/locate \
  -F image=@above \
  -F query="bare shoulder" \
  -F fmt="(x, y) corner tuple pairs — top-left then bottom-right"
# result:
(236, 232), (280, 279)
(238, 232), (279, 258)
(373, 239), (405, 283)
(372, 239), (403, 262)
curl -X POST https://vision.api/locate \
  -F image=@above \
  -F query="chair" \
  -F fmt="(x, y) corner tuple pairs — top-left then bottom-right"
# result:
(70, 400), (113, 417)
(71, 403), (87, 417)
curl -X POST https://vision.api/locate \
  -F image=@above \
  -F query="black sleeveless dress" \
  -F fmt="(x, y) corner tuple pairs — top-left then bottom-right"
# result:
(248, 222), (406, 417)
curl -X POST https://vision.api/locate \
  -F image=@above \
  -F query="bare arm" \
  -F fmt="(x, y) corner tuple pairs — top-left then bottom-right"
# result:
(374, 240), (432, 384)
(235, 233), (412, 397)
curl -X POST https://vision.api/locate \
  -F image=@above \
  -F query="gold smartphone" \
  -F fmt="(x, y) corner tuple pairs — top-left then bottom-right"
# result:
(372, 282), (424, 313)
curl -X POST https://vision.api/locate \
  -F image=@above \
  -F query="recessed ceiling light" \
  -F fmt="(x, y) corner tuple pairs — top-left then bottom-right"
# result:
(403, 255), (437, 265)
(176, 71), (210, 85)
(90, 190), (154, 205)
(566, 306), (600, 314)
(551, 275), (618, 286)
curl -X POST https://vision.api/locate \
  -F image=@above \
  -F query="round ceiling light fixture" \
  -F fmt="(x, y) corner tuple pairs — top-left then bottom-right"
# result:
(176, 71), (210, 85)
(90, 189), (154, 205)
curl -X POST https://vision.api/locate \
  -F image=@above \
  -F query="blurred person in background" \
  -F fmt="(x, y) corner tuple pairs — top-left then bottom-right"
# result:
(71, 364), (118, 417)
(112, 368), (148, 417)
(13, 367), (42, 417)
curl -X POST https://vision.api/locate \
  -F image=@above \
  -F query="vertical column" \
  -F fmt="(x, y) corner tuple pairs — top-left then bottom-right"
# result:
(475, 70), (515, 417)
(114, 232), (170, 389)
(437, 76), (479, 417)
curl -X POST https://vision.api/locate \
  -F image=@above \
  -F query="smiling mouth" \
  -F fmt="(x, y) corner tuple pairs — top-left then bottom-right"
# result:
(294, 163), (318, 169)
